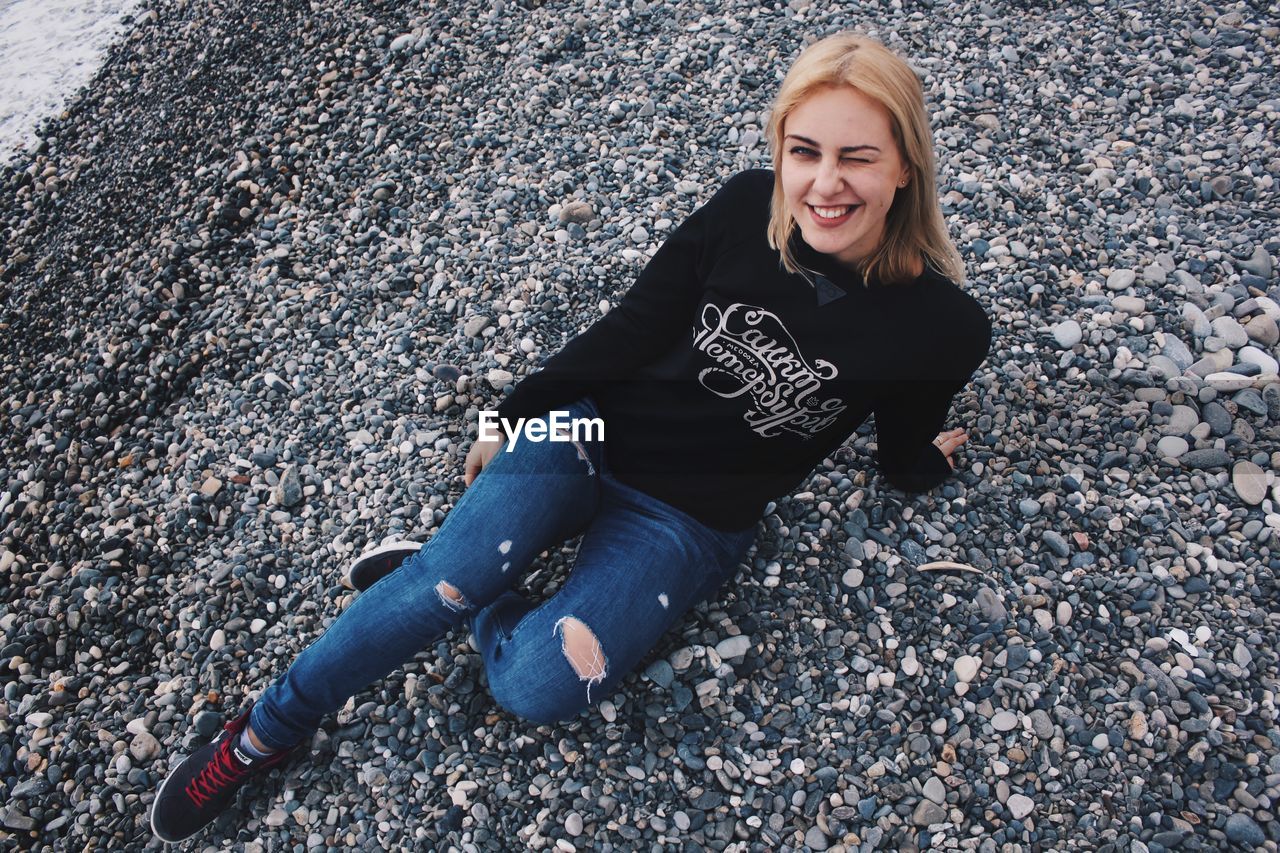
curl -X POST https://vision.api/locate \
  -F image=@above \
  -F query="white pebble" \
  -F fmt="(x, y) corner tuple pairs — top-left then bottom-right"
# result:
(953, 655), (980, 683)
(1056, 601), (1072, 626)
(900, 646), (919, 677)
(26, 712), (53, 729)
(1007, 794), (1035, 820)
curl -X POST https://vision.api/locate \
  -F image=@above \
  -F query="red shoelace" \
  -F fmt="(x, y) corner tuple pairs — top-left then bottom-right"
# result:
(184, 739), (250, 808)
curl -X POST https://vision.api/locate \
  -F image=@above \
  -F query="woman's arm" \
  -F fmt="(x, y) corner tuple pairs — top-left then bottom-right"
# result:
(494, 173), (760, 425)
(873, 309), (992, 492)
(873, 377), (972, 492)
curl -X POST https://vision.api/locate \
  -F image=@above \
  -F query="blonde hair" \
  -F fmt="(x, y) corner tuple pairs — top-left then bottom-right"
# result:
(764, 32), (965, 287)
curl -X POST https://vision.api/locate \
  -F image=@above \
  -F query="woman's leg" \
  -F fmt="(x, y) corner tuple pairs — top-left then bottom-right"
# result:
(474, 476), (756, 726)
(248, 401), (605, 751)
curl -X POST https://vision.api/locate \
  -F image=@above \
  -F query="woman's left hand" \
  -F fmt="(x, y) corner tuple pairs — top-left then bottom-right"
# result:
(932, 428), (968, 470)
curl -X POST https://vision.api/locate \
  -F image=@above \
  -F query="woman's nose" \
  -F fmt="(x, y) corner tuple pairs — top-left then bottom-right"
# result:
(812, 157), (843, 195)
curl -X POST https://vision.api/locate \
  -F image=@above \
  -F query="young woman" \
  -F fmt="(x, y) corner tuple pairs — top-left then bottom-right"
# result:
(151, 31), (992, 843)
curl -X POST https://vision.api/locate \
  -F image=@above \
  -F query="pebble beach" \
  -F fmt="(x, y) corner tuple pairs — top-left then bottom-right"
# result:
(2, 0), (1279, 849)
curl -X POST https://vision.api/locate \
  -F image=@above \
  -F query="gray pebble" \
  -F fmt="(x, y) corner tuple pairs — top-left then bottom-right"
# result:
(912, 799), (946, 826)
(991, 710), (1019, 732)
(1178, 448), (1232, 469)
(974, 587), (1008, 622)
(275, 465), (303, 508)
(644, 660), (674, 689)
(803, 825), (829, 850)
(129, 732), (161, 762)
(1239, 246), (1272, 279)
(1051, 319), (1082, 348)
(1106, 269), (1136, 291)
(1225, 813), (1265, 846)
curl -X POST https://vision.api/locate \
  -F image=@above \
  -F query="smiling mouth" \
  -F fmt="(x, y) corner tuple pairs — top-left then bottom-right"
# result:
(807, 203), (860, 225)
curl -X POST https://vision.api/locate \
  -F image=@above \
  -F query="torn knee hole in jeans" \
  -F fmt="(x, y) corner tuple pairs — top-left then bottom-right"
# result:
(552, 616), (607, 704)
(551, 426), (595, 476)
(570, 441), (595, 476)
(436, 581), (468, 611)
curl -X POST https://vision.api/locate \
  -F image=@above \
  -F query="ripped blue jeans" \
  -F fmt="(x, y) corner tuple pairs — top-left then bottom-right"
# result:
(249, 397), (757, 748)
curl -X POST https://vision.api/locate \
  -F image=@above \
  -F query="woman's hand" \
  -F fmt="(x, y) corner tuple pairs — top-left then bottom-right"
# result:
(932, 428), (968, 471)
(464, 435), (505, 487)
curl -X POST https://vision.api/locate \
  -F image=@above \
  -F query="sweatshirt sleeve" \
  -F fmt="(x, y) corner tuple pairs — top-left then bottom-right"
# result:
(495, 173), (756, 424)
(873, 303), (992, 493)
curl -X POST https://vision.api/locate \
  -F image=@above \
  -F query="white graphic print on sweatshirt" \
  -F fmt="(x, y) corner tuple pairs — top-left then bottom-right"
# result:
(692, 302), (848, 439)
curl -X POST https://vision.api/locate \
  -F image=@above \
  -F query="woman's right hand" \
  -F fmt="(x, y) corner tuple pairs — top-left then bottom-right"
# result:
(464, 435), (505, 487)
(932, 428), (968, 470)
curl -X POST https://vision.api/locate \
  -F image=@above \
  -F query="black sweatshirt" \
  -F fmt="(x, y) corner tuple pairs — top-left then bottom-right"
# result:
(496, 169), (992, 531)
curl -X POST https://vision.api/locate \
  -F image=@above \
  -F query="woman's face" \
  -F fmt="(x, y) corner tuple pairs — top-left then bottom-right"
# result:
(779, 85), (911, 269)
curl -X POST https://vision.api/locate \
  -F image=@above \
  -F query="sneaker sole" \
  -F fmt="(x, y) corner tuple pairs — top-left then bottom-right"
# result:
(342, 540), (423, 591)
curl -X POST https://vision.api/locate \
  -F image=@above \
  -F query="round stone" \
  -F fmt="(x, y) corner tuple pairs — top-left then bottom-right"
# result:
(1112, 295), (1145, 314)
(991, 711), (1019, 732)
(900, 646), (919, 677)
(1051, 319), (1082, 348)
(954, 655), (980, 683)
(1156, 435), (1188, 458)
(804, 825), (830, 850)
(1225, 813), (1265, 846)
(1232, 460), (1267, 505)
(129, 732), (161, 762)
(1106, 269), (1136, 291)
(1056, 601), (1072, 626)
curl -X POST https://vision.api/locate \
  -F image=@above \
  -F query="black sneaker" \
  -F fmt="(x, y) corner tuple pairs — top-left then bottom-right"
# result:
(150, 707), (293, 844)
(343, 540), (423, 591)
